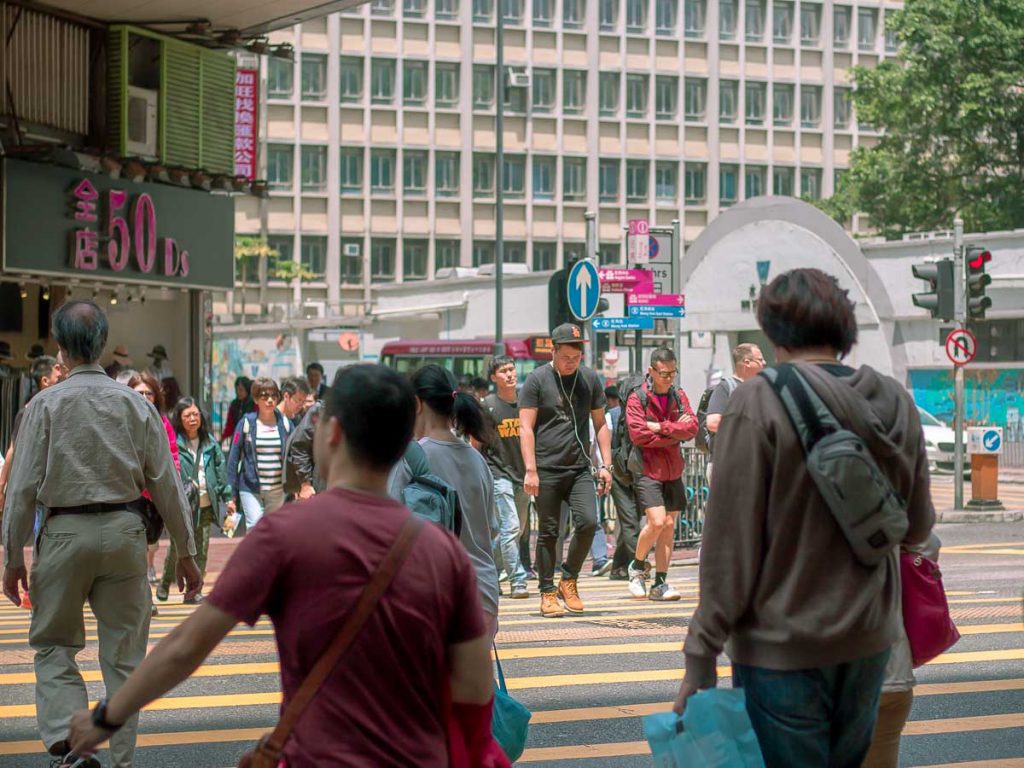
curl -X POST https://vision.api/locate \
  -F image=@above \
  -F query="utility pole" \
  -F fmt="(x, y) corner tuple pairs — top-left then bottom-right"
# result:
(953, 217), (965, 510)
(493, 7), (506, 357)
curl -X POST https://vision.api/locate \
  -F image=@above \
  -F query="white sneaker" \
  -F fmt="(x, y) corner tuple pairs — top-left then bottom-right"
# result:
(649, 582), (682, 601)
(627, 563), (647, 598)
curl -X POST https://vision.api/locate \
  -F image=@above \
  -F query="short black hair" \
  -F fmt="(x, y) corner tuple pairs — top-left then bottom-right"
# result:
(757, 268), (858, 357)
(324, 364), (416, 471)
(412, 364), (493, 444)
(30, 356), (58, 388)
(470, 376), (489, 392)
(488, 355), (515, 377)
(282, 376), (312, 397)
(52, 300), (108, 363)
(306, 362), (325, 375)
(650, 347), (676, 367)
(604, 385), (620, 401)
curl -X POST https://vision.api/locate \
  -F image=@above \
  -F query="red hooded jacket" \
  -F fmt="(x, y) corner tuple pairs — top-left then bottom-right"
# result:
(625, 378), (698, 482)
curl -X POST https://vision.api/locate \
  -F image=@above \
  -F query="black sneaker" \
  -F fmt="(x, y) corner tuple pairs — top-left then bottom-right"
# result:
(609, 567), (629, 581)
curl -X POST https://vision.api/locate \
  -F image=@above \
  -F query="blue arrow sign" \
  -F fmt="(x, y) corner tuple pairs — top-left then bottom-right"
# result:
(567, 259), (601, 322)
(983, 429), (1002, 452)
(592, 316), (655, 331)
(628, 304), (687, 318)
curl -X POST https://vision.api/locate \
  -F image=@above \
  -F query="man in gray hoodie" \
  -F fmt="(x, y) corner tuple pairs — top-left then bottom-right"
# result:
(675, 268), (935, 768)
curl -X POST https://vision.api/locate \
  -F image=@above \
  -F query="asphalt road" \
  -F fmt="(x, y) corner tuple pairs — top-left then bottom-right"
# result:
(0, 509), (1021, 766)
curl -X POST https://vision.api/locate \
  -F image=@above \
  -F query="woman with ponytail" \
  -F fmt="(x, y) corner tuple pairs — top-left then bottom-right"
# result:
(409, 364), (501, 637)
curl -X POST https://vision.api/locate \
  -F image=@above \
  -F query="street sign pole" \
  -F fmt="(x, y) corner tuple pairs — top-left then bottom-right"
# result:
(493, 9), (505, 358)
(672, 218), (681, 366)
(585, 211), (596, 369)
(953, 217), (965, 510)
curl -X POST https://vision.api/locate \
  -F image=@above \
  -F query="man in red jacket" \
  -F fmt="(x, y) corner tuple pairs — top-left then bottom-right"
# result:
(625, 347), (698, 601)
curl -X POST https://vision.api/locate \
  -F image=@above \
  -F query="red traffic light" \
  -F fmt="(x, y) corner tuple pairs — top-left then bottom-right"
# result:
(969, 249), (991, 270)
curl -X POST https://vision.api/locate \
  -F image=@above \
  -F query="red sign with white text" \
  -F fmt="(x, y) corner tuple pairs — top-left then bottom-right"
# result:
(234, 68), (259, 179)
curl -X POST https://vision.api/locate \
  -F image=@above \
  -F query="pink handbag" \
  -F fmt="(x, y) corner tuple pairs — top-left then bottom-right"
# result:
(900, 550), (960, 667)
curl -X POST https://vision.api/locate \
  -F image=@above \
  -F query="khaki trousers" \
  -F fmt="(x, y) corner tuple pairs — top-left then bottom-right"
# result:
(861, 689), (914, 768)
(29, 510), (151, 768)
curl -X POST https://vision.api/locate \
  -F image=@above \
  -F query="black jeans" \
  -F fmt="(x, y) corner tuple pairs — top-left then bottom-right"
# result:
(535, 467), (599, 593)
(610, 476), (641, 570)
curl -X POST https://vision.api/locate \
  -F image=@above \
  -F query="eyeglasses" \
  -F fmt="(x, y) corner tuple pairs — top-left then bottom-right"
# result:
(743, 358), (767, 367)
(257, 393), (277, 401)
(651, 369), (677, 379)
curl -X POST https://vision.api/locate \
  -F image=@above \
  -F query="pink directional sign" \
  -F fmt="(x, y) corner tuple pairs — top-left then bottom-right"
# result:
(627, 292), (686, 306)
(598, 268), (653, 294)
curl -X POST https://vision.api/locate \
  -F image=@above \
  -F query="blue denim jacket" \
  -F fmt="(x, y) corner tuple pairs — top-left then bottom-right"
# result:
(227, 411), (293, 495)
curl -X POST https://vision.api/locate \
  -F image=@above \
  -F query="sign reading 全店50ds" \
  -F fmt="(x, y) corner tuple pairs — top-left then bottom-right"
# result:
(69, 178), (191, 278)
(2, 158), (235, 290)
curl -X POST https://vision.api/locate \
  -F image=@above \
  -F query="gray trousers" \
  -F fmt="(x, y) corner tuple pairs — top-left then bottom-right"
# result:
(29, 510), (151, 767)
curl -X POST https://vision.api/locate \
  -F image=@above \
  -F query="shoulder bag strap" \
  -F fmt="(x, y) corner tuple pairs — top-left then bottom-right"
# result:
(493, 642), (509, 694)
(760, 364), (841, 453)
(259, 516), (424, 758)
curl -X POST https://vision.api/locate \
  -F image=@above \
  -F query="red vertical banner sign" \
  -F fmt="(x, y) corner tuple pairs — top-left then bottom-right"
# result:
(234, 68), (259, 180)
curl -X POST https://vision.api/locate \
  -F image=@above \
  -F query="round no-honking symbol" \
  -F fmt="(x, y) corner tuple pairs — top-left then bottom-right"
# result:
(945, 328), (977, 366)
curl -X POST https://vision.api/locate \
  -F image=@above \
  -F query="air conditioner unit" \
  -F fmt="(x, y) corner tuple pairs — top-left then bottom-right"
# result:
(507, 68), (530, 88)
(126, 86), (159, 159)
(302, 300), (327, 319)
(342, 243), (361, 258)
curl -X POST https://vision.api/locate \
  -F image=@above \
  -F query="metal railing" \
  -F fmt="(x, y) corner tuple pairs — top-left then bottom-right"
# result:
(675, 447), (709, 548)
(0, 3), (92, 137)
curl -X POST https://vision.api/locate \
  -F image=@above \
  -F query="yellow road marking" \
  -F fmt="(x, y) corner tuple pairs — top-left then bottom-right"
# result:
(519, 741), (650, 762)
(923, 760), (1024, 768)
(902, 713), (1024, 735)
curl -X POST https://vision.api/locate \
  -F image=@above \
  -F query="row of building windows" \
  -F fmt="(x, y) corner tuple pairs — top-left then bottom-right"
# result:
(268, 144), (828, 203)
(253, 235), (637, 283)
(278, 58), (860, 128)
(350, 0), (896, 52)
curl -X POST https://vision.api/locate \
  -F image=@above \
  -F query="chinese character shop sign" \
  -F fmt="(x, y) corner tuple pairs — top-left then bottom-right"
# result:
(3, 158), (234, 290)
(234, 68), (259, 180)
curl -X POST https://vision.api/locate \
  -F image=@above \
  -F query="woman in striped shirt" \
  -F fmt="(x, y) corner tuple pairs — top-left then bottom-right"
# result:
(227, 377), (293, 532)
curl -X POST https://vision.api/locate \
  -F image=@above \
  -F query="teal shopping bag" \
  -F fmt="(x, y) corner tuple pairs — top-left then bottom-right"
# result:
(492, 643), (531, 763)
(642, 688), (765, 767)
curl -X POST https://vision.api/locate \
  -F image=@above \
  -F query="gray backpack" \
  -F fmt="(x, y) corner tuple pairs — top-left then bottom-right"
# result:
(761, 364), (908, 567)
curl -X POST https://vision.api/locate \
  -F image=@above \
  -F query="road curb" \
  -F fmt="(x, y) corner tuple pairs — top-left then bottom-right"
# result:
(937, 508), (1024, 523)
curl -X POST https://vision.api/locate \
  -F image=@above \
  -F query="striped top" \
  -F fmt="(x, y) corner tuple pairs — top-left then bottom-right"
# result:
(255, 421), (284, 491)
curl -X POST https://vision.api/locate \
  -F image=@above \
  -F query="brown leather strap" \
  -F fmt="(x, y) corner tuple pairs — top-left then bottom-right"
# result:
(260, 516), (424, 757)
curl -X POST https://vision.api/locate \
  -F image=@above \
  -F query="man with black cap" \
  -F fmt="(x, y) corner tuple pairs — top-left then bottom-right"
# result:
(519, 323), (613, 618)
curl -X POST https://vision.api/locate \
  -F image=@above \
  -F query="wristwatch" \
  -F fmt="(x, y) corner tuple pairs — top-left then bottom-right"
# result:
(91, 699), (123, 732)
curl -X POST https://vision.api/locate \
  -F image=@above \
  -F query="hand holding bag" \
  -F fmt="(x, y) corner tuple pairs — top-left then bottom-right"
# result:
(900, 550), (960, 667)
(237, 517), (422, 768)
(643, 689), (765, 768)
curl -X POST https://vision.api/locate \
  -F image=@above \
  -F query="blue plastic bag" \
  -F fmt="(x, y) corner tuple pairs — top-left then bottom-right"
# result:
(492, 643), (531, 762)
(643, 688), (765, 767)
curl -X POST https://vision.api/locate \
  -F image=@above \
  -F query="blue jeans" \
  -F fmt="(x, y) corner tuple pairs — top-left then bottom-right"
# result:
(732, 649), (890, 768)
(239, 487), (285, 532)
(493, 478), (527, 589)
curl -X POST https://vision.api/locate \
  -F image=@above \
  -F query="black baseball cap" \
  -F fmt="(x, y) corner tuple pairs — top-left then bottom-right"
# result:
(550, 323), (588, 345)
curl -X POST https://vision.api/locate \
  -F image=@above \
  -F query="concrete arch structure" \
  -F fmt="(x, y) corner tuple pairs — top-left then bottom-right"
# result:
(677, 196), (908, 397)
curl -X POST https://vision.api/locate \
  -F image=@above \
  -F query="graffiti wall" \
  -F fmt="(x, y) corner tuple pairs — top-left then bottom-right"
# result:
(210, 334), (300, 433)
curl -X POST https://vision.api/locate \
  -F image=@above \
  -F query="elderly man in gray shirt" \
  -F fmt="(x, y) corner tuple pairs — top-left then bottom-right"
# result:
(1, 300), (201, 768)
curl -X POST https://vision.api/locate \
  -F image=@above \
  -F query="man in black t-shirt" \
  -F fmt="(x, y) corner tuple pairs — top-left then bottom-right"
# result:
(519, 323), (612, 618)
(480, 356), (529, 599)
(705, 343), (765, 476)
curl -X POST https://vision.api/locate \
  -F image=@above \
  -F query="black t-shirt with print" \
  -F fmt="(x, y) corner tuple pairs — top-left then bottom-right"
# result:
(482, 393), (526, 484)
(519, 363), (606, 471)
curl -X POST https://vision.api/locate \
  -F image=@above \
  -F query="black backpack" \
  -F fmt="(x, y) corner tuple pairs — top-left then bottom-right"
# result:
(611, 375), (681, 487)
(695, 377), (738, 454)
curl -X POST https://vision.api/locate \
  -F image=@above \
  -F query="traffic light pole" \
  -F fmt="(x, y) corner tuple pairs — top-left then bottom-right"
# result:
(953, 217), (965, 510)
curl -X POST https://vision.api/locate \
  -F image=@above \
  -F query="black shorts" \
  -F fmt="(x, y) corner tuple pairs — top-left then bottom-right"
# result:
(634, 476), (687, 514)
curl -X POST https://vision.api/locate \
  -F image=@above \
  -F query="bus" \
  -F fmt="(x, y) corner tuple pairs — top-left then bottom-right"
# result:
(380, 336), (552, 380)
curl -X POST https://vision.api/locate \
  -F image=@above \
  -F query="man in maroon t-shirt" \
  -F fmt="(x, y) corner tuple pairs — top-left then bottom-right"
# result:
(67, 365), (509, 768)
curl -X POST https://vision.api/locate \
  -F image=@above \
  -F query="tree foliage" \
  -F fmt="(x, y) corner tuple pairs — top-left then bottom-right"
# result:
(233, 235), (315, 282)
(821, 0), (1024, 238)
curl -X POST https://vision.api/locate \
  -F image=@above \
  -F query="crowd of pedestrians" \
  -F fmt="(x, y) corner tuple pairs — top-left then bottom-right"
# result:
(0, 265), (939, 768)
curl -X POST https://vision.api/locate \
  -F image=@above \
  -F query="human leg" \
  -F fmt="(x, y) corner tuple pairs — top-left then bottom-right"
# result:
(562, 469), (599, 580)
(610, 478), (640, 572)
(732, 662), (833, 768)
(534, 471), (571, 594)
(829, 649), (890, 767)
(238, 490), (265, 530)
(861, 690), (914, 768)
(515, 485), (533, 574)
(262, 486), (285, 515)
(89, 511), (152, 768)
(28, 514), (98, 755)
(156, 535), (178, 598)
(493, 479), (527, 592)
(194, 506), (217, 576)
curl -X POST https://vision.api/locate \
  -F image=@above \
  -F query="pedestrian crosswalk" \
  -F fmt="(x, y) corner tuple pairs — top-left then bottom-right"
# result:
(0, 546), (1021, 766)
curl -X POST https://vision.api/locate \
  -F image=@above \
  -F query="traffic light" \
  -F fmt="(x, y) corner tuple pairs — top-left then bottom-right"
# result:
(965, 245), (992, 321)
(911, 258), (954, 321)
(547, 268), (573, 330)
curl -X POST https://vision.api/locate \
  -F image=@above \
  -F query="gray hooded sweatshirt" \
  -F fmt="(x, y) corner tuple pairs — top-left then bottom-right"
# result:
(683, 362), (936, 688)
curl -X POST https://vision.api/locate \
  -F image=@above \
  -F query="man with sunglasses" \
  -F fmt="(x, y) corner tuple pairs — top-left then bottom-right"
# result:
(625, 347), (698, 601)
(704, 344), (766, 482)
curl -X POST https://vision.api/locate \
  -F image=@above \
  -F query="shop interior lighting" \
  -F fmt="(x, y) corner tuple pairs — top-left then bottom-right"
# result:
(92, 287), (99, 300)
(139, 287), (147, 305)
(110, 290), (120, 306)
(42, 285), (50, 301)
(19, 283), (27, 299)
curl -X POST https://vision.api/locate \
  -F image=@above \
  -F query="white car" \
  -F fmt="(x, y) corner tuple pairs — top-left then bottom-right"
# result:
(918, 407), (965, 474)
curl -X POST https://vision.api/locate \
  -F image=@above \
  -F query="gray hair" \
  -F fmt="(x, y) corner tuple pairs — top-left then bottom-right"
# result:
(52, 300), (108, 363)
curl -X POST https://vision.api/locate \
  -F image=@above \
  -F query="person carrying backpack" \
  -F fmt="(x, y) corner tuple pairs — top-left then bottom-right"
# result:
(622, 348), (698, 601)
(406, 364), (501, 639)
(696, 343), (766, 480)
